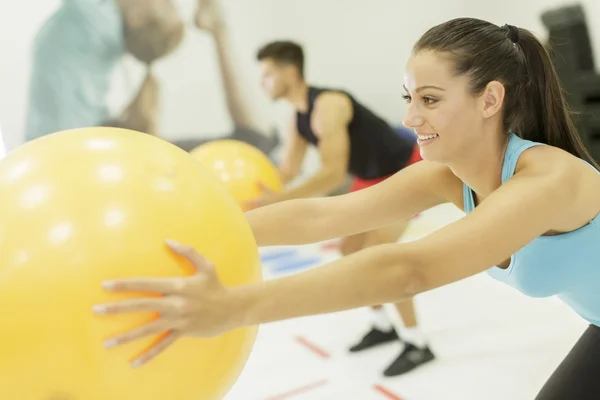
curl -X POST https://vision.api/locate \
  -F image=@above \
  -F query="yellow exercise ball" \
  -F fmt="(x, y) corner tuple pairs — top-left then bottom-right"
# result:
(0, 127), (261, 400)
(190, 140), (282, 210)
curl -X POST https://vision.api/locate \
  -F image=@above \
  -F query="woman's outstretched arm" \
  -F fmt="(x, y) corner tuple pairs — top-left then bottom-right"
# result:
(93, 150), (581, 366)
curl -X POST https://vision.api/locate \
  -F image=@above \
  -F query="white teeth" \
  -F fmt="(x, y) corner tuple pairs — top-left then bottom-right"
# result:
(418, 134), (438, 140)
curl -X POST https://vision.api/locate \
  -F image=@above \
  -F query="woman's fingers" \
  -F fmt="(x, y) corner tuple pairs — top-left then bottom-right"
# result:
(93, 297), (179, 316)
(102, 277), (184, 294)
(100, 242), (213, 295)
(93, 242), (220, 368)
(131, 330), (181, 368)
(103, 319), (172, 349)
(165, 240), (214, 274)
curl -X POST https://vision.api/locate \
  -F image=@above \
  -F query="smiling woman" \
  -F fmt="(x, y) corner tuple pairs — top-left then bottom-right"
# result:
(95, 17), (600, 400)
(401, 85), (443, 146)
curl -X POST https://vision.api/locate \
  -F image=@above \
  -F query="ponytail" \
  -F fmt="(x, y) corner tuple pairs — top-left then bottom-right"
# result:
(517, 28), (599, 168)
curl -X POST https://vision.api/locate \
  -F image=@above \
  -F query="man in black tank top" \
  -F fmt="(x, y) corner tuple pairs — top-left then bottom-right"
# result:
(253, 41), (435, 376)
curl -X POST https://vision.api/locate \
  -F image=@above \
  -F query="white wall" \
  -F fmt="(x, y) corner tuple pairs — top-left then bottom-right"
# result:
(0, 0), (598, 159)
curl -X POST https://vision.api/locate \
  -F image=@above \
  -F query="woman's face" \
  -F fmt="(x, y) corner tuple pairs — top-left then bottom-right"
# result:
(402, 50), (488, 164)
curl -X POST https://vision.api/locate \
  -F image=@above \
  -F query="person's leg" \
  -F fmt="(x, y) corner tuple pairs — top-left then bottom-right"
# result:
(358, 221), (435, 376)
(391, 298), (428, 348)
(339, 174), (417, 352)
(340, 232), (401, 351)
(343, 146), (434, 375)
(535, 324), (600, 400)
(383, 295), (435, 376)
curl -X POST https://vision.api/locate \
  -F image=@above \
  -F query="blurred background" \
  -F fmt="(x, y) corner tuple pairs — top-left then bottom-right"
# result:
(2, 0), (600, 177)
(1, 1), (599, 399)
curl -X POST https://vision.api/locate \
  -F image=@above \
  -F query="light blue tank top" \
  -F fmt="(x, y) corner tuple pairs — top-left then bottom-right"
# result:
(463, 133), (600, 327)
(25, 0), (124, 141)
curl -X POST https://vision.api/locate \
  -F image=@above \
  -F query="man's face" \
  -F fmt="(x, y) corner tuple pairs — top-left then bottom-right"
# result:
(258, 59), (292, 100)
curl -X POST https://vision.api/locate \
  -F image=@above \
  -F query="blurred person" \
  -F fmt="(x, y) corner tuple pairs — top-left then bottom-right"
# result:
(248, 40), (435, 377)
(170, 0), (278, 153)
(24, 0), (278, 155)
(25, 0), (184, 140)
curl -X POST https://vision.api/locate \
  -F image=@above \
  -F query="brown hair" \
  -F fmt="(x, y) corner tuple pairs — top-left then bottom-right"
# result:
(414, 17), (598, 168)
(113, 2), (185, 135)
(256, 41), (305, 78)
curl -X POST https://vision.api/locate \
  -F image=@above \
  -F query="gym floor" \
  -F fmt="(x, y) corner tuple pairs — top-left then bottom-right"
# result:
(225, 203), (588, 400)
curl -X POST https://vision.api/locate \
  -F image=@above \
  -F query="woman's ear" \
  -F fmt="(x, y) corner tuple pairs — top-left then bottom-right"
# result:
(480, 80), (505, 119)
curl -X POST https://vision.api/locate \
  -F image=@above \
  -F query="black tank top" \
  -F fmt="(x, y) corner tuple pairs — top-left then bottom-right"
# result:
(296, 86), (416, 179)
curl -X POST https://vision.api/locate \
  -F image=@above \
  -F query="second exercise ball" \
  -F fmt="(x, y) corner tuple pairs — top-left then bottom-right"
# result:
(190, 140), (282, 209)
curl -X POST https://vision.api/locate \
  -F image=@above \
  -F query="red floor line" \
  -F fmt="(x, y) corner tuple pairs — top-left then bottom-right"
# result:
(295, 336), (331, 358)
(264, 379), (329, 400)
(373, 384), (405, 400)
(320, 241), (340, 251)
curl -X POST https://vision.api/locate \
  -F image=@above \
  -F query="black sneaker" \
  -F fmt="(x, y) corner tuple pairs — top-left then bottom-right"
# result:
(349, 327), (400, 352)
(383, 343), (435, 377)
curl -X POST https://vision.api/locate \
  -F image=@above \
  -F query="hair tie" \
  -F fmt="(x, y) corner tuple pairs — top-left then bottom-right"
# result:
(503, 24), (520, 44)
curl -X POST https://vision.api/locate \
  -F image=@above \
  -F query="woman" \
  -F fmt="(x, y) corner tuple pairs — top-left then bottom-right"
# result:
(94, 18), (600, 399)
(25, 0), (184, 141)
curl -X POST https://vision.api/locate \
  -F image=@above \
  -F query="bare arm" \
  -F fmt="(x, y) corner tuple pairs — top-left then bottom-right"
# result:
(246, 159), (462, 246)
(93, 147), (590, 367)
(239, 153), (580, 325)
(271, 93), (351, 202)
(277, 116), (308, 185)
(196, 0), (269, 134)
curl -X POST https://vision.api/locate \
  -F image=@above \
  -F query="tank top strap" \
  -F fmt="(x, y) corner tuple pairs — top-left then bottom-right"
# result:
(501, 133), (545, 184)
(462, 183), (476, 213)
(464, 133), (544, 214)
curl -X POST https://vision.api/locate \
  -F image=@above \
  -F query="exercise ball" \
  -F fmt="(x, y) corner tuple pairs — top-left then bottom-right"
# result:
(190, 140), (282, 210)
(0, 127), (261, 400)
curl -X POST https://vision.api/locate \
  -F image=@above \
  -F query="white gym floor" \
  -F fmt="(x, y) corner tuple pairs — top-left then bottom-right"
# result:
(224, 203), (588, 400)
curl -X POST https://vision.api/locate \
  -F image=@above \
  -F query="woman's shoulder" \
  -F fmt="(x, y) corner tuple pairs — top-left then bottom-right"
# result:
(515, 143), (600, 229)
(515, 143), (597, 177)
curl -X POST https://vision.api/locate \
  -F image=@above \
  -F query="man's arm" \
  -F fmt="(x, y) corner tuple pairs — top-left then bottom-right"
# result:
(272, 92), (351, 202)
(277, 115), (308, 185)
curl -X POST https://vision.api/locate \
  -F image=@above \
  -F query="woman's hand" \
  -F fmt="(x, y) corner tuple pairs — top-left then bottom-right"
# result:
(92, 240), (243, 367)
